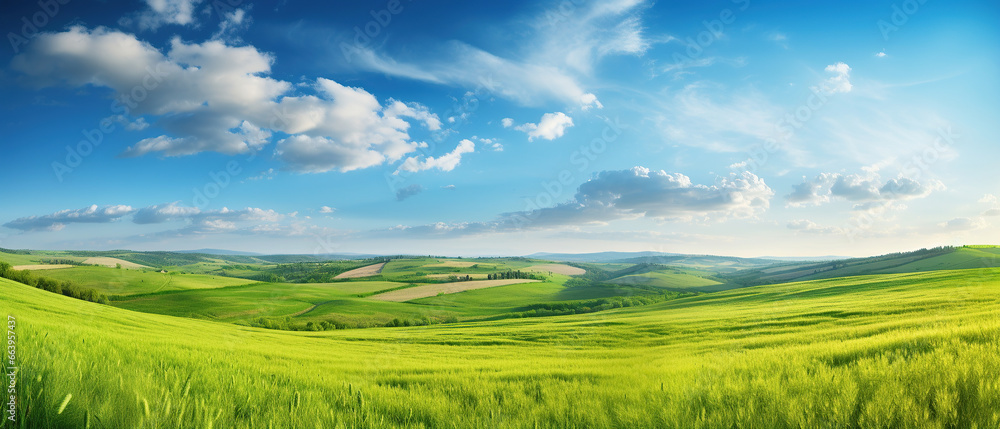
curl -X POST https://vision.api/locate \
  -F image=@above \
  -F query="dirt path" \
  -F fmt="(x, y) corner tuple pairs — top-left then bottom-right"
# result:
(370, 279), (540, 302)
(11, 264), (73, 271)
(334, 262), (386, 279)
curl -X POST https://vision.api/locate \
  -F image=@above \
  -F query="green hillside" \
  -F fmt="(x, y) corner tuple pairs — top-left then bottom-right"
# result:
(722, 246), (1000, 286)
(38, 265), (256, 296)
(5, 265), (1000, 428)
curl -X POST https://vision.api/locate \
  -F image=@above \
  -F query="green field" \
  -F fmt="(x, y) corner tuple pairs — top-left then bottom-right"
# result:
(608, 269), (727, 291)
(37, 266), (257, 296)
(5, 261), (1000, 428)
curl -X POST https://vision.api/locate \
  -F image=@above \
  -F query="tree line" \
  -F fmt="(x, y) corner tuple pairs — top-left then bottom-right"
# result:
(0, 261), (108, 304)
(486, 270), (543, 281)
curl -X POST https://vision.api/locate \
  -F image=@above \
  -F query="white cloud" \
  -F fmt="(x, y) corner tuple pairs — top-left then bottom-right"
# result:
(501, 118), (514, 128)
(4, 205), (135, 231)
(821, 62), (852, 94)
(137, 0), (204, 30)
(319, 206), (335, 214)
(244, 168), (276, 182)
(11, 27), (438, 173)
(396, 139), (476, 174)
(514, 112), (574, 141)
(212, 8), (249, 41)
(786, 171), (945, 207)
(390, 167), (773, 237)
(351, 43), (601, 109)
(133, 202), (201, 224)
(472, 136), (503, 152)
(875, 50), (887, 58)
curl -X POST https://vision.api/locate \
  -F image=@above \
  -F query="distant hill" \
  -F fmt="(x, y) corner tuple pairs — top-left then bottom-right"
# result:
(527, 251), (779, 272)
(614, 255), (779, 272)
(176, 249), (263, 256)
(721, 246), (1000, 287)
(527, 251), (677, 263)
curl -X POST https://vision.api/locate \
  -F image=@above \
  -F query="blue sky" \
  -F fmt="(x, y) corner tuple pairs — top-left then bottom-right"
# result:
(0, 0), (997, 257)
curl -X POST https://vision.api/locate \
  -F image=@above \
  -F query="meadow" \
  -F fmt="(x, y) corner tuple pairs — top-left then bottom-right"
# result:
(4, 263), (1000, 428)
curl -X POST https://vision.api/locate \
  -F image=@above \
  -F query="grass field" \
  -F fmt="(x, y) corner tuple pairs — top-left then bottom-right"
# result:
(38, 266), (256, 296)
(608, 269), (727, 291)
(6, 264), (1000, 428)
(370, 279), (541, 302)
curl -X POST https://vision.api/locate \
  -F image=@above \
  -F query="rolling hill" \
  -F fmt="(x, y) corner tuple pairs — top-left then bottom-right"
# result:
(720, 246), (1000, 286)
(4, 264), (999, 428)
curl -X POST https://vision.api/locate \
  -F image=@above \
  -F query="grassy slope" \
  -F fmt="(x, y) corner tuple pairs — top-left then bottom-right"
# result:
(608, 270), (725, 291)
(0, 250), (84, 266)
(113, 281), (441, 324)
(38, 265), (256, 296)
(5, 267), (1000, 428)
(882, 247), (1000, 272)
(724, 247), (999, 286)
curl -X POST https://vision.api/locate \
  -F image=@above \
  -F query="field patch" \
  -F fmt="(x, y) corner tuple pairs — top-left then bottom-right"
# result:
(334, 262), (386, 279)
(425, 273), (490, 280)
(83, 257), (150, 269)
(370, 279), (540, 302)
(12, 264), (74, 271)
(525, 264), (585, 275)
(425, 260), (478, 268)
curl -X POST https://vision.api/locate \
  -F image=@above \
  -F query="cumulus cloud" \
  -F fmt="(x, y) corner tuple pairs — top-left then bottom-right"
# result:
(396, 184), (424, 201)
(515, 167), (773, 224)
(786, 171), (944, 207)
(319, 206), (335, 214)
(821, 62), (852, 94)
(11, 27), (439, 173)
(514, 112), (574, 141)
(396, 139), (475, 174)
(133, 202), (201, 224)
(388, 167), (773, 237)
(501, 118), (514, 128)
(3, 205), (135, 231)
